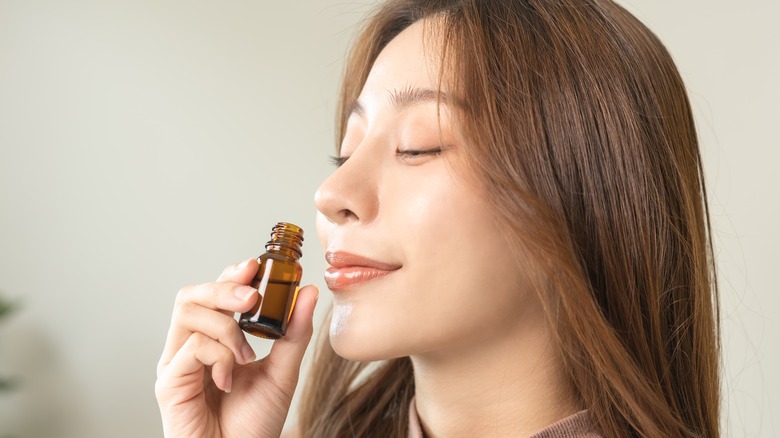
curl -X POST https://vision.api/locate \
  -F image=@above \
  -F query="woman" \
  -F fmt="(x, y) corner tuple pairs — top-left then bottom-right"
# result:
(155, 1), (720, 436)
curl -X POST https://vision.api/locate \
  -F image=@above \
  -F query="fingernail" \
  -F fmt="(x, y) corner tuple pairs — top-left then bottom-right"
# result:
(235, 259), (251, 270)
(235, 286), (256, 301)
(224, 374), (232, 393)
(241, 343), (256, 363)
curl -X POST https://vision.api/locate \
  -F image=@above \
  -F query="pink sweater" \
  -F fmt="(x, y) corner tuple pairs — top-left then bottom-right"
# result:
(407, 398), (601, 437)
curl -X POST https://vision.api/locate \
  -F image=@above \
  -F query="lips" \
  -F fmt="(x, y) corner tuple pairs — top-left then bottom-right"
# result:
(324, 251), (401, 291)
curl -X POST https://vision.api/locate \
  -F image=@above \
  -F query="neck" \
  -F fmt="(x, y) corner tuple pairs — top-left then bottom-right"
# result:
(410, 314), (580, 437)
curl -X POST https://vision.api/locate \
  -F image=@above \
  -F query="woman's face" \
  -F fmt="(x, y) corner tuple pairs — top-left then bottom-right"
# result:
(315, 19), (540, 362)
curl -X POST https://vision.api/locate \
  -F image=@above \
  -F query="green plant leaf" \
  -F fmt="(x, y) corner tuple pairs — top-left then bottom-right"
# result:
(0, 378), (18, 392)
(0, 297), (16, 320)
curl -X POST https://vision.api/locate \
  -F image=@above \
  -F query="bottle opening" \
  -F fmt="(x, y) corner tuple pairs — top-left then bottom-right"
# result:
(266, 222), (304, 258)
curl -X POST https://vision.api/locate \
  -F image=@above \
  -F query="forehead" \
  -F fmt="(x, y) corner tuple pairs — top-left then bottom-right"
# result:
(360, 19), (444, 100)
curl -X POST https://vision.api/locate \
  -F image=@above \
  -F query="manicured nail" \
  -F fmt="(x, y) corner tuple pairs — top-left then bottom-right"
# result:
(241, 343), (256, 363)
(235, 286), (256, 301)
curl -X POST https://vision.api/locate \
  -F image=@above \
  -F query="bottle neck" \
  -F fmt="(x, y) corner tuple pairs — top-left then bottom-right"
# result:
(265, 243), (301, 261)
(265, 222), (303, 261)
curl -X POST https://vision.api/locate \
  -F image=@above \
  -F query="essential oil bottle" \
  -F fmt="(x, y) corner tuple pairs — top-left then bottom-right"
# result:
(239, 222), (303, 339)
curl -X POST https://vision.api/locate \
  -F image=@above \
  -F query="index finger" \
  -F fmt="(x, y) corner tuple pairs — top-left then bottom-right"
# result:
(174, 281), (259, 315)
(217, 258), (260, 283)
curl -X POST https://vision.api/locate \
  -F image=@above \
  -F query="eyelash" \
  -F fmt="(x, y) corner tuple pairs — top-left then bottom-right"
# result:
(328, 147), (443, 168)
(397, 147), (442, 159)
(328, 155), (348, 167)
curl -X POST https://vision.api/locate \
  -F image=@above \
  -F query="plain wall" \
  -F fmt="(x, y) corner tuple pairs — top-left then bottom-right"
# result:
(0, 1), (777, 436)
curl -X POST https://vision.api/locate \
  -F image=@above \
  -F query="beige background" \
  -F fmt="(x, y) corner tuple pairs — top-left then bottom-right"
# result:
(0, 1), (777, 436)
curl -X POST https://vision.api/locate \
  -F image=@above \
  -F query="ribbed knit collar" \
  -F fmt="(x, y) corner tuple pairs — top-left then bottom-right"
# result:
(407, 396), (601, 438)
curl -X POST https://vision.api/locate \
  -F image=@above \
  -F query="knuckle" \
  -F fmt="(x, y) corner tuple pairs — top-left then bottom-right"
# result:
(210, 282), (225, 302)
(220, 317), (239, 338)
(154, 378), (165, 400)
(156, 358), (167, 378)
(213, 281), (231, 298)
(172, 300), (195, 320)
(189, 332), (208, 348)
(218, 345), (234, 363)
(209, 341), (233, 365)
(174, 285), (193, 307)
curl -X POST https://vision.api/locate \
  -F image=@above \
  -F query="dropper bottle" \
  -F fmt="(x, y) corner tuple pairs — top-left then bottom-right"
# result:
(239, 222), (304, 339)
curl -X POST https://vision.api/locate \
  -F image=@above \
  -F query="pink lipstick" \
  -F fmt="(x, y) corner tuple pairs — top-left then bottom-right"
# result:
(324, 251), (401, 291)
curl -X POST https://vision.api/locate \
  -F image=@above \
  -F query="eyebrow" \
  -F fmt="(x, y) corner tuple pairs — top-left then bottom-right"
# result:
(348, 86), (450, 117)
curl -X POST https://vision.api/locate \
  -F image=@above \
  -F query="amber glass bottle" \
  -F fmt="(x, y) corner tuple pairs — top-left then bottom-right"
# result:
(239, 222), (304, 339)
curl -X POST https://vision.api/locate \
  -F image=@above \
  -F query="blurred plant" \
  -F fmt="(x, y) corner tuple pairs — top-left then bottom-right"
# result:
(0, 293), (18, 392)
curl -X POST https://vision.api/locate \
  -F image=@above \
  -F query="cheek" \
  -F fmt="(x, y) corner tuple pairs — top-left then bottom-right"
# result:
(392, 170), (531, 329)
(396, 169), (489, 255)
(315, 212), (332, 251)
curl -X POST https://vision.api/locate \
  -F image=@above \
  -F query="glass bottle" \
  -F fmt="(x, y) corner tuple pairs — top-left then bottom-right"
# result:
(239, 222), (303, 339)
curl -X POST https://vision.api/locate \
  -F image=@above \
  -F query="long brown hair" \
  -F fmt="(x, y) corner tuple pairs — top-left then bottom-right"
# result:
(299, 1), (720, 436)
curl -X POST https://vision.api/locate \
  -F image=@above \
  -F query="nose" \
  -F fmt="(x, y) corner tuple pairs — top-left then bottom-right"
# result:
(314, 150), (379, 226)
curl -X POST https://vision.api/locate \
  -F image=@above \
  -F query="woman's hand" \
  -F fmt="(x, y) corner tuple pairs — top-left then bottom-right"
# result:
(155, 258), (318, 438)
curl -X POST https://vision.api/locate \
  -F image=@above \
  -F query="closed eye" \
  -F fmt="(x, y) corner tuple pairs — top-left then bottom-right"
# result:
(396, 147), (443, 160)
(328, 147), (443, 167)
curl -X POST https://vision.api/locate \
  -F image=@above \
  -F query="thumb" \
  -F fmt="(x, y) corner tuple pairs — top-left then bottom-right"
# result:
(265, 284), (319, 385)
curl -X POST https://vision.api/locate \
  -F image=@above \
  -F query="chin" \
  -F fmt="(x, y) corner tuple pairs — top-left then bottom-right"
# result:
(327, 307), (410, 362)
(329, 334), (395, 362)
(329, 324), (389, 362)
